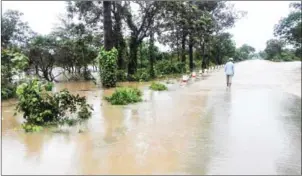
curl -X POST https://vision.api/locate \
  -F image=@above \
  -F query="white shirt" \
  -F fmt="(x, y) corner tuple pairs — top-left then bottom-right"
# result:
(224, 61), (234, 75)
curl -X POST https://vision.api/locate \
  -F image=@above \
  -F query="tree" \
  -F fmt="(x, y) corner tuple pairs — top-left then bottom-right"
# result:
(264, 39), (285, 60)
(211, 32), (236, 64)
(258, 51), (267, 59)
(1, 48), (28, 99)
(236, 44), (255, 60)
(103, 1), (113, 51)
(122, 1), (161, 76)
(112, 2), (127, 69)
(1, 10), (36, 49)
(28, 35), (59, 82)
(274, 2), (301, 58)
(67, 1), (126, 69)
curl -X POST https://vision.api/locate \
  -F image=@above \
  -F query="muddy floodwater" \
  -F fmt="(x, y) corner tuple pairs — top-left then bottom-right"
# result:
(1, 60), (301, 175)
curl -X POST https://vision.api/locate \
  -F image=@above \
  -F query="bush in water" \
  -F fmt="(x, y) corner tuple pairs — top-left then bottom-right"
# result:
(44, 81), (54, 91)
(127, 68), (151, 82)
(105, 87), (142, 105)
(1, 48), (28, 100)
(15, 79), (93, 132)
(149, 82), (168, 91)
(97, 47), (118, 88)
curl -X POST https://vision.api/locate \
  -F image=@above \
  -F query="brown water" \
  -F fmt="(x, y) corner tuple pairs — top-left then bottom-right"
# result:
(1, 60), (301, 175)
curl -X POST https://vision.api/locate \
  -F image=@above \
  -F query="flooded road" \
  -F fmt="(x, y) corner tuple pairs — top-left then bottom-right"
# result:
(1, 60), (301, 175)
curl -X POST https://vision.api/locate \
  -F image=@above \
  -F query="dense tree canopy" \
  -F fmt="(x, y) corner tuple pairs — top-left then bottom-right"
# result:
(261, 2), (301, 61)
(1, 10), (36, 49)
(2, 1), (257, 95)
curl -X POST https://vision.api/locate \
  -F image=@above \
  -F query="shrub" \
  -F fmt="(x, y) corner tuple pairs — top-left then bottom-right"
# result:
(1, 49), (28, 100)
(155, 60), (186, 75)
(1, 84), (16, 100)
(149, 82), (168, 91)
(117, 69), (128, 82)
(128, 68), (151, 82)
(44, 81), (54, 91)
(15, 79), (93, 132)
(105, 87), (142, 105)
(97, 47), (118, 88)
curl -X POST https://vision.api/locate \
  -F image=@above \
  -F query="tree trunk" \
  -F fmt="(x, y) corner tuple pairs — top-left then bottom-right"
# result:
(113, 2), (125, 69)
(128, 37), (138, 76)
(189, 34), (194, 72)
(103, 1), (113, 51)
(149, 29), (155, 79)
(201, 42), (206, 70)
(176, 28), (180, 61)
(181, 30), (186, 63)
(140, 44), (143, 68)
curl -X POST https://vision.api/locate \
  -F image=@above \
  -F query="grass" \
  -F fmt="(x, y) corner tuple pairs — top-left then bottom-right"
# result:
(105, 87), (143, 105)
(149, 82), (168, 91)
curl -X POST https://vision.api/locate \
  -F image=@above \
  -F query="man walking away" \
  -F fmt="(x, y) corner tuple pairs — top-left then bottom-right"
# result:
(224, 58), (234, 87)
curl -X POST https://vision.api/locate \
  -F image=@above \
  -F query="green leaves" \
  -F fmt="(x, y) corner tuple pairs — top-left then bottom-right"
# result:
(98, 47), (118, 88)
(15, 79), (93, 132)
(1, 49), (29, 100)
(105, 87), (142, 105)
(149, 82), (168, 91)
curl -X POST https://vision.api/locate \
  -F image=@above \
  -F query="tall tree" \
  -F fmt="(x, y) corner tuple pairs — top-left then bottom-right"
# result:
(122, 1), (161, 76)
(264, 39), (285, 60)
(1, 10), (36, 49)
(274, 2), (301, 57)
(103, 1), (113, 50)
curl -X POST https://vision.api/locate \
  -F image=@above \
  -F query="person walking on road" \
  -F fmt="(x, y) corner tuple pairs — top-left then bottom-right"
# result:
(224, 58), (234, 87)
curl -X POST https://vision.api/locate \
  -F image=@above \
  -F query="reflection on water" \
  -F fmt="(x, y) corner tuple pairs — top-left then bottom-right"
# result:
(2, 60), (301, 175)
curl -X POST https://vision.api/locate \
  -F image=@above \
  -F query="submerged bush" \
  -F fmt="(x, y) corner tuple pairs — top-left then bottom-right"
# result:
(105, 87), (142, 105)
(127, 68), (151, 82)
(1, 49), (29, 100)
(149, 82), (168, 91)
(15, 79), (93, 132)
(44, 81), (54, 91)
(1, 84), (16, 100)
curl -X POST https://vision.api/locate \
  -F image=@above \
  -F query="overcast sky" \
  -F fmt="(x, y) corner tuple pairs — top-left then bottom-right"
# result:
(2, 1), (296, 52)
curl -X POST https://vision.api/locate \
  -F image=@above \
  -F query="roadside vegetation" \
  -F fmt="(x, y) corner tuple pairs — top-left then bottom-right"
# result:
(258, 3), (301, 61)
(149, 82), (168, 91)
(105, 87), (142, 105)
(15, 79), (93, 132)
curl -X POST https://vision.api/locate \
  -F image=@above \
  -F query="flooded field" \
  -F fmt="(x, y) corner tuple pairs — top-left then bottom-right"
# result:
(1, 60), (301, 175)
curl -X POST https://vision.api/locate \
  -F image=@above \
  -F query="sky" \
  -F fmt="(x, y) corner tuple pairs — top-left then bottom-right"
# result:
(1, 1), (296, 52)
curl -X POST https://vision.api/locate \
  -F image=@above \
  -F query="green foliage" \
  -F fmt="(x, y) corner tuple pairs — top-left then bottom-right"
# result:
(264, 39), (285, 60)
(98, 47), (118, 88)
(1, 85), (16, 100)
(105, 87), (142, 105)
(15, 79), (93, 132)
(1, 48), (29, 100)
(1, 9), (35, 48)
(210, 32), (236, 64)
(149, 82), (168, 91)
(44, 82), (54, 91)
(28, 35), (58, 81)
(22, 124), (43, 133)
(155, 60), (186, 75)
(116, 69), (128, 82)
(127, 68), (151, 82)
(274, 3), (301, 47)
(274, 3), (301, 58)
(233, 44), (255, 61)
